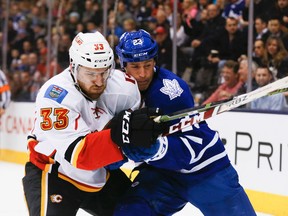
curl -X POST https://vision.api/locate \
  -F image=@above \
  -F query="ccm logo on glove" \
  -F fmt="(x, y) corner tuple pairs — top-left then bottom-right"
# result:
(122, 110), (131, 144)
(110, 108), (165, 148)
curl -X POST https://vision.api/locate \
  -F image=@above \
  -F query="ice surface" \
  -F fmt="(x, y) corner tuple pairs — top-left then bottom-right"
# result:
(0, 162), (271, 216)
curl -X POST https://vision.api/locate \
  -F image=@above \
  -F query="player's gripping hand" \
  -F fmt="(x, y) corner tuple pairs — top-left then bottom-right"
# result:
(121, 141), (160, 162)
(110, 107), (164, 148)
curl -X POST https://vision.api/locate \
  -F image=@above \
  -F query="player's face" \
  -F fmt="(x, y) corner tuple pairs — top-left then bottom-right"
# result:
(77, 65), (109, 99)
(125, 59), (155, 91)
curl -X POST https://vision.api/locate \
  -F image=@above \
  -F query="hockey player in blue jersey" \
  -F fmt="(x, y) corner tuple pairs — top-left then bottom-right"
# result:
(112, 29), (256, 215)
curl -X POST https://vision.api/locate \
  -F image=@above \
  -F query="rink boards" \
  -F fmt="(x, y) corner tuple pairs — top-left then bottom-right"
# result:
(0, 102), (288, 215)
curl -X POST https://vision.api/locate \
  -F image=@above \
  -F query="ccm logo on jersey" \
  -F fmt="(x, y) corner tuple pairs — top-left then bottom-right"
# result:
(122, 110), (131, 144)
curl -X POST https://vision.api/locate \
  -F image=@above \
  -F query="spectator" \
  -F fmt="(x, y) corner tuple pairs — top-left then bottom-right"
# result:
(107, 15), (124, 39)
(192, 17), (247, 92)
(142, 16), (158, 35)
(181, 0), (199, 28)
(6, 18), (17, 46)
(251, 66), (286, 110)
(27, 52), (39, 75)
(0, 69), (11, 116)
(21, 40), (33, 55)
(170, 13), (190, 48)
(30, 71), (44, 101)
(85, 19), (100, 33)
(237, 58), (259, 95)
(250, 0), (276, 21)
(208, 17), (247, 67)
(129, 0), (143, 20)
(116, 1), (134, 28)
(56, 33), (71, 70)
(123, 18), (137, 32)
(262, 35), (288, 79)
(2, 0), (286, 108)
(13, 70), (32, 102)
(154, 26), (173, 70)
(137, 0), (154, 21)
(253, 39), (266, 66)
(195, 0), (211, 21)
(9, 48), (21, 73)
(214, 0), (226, 11)
(75, 23), (86, 35)
(28, 5), (47, 28)
(51, 0), (66, 23)
(82, 0), (98, 24)
(163, 3), (173, 26)
(31, 22), (46, 42)
(254, 15), (269, 42)
(271, 0), (288, 30)
(66, 11), (81, 38)
(183, 7), (209, 55)
(18, 53), (30, 71)
(155, 8), (170, 34)
(189, 3), (225, 70)
(266, 16), (288, 50)
(202, 60), (243, 104)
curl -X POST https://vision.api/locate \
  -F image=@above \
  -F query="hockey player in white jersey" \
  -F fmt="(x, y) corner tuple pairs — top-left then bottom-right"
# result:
(22, 32), (163, 216)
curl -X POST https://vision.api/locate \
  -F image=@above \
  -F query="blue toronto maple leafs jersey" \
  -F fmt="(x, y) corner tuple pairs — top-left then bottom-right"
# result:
(143, 67), (230, 179)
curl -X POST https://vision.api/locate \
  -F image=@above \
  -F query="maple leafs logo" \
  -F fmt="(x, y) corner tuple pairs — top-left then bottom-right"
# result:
(160, 79), (183, 100)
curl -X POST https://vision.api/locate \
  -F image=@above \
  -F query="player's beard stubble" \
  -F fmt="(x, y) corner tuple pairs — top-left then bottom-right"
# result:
(77, 80), (106, 100)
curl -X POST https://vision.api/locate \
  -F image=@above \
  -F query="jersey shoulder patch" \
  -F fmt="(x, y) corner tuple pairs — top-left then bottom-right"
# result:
(44, 84), (68, 103)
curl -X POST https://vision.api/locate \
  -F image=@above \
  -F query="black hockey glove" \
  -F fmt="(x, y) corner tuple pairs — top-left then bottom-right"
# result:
(110, 107), (165, 148)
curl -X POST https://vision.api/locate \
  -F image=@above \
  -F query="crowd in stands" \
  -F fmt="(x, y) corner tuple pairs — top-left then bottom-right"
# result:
(1, 0), (288, 111)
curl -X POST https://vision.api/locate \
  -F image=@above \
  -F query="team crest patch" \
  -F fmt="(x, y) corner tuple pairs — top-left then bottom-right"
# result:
(44, 84), (68, 103)
(160, 79), (183, 100)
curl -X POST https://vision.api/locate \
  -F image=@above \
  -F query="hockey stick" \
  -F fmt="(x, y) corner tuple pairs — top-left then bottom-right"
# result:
(154, 76), (288, 136)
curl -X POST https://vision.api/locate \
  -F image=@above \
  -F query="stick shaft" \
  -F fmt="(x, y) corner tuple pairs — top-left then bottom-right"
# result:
(157, 76), (288, 136)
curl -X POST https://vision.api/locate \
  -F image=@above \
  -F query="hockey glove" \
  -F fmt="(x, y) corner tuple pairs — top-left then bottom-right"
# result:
(121, 140), (160, 162)
(110, 107), (164, 148)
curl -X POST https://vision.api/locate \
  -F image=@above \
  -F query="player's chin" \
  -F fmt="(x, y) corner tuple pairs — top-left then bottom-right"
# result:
(138, 82), (149, 91)
(89, 88), (105, 99)
(89, 91), (103, 100)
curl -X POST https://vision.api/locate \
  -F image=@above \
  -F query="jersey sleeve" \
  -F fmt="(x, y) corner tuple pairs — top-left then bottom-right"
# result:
(97, 69), (141, 118)
(88, 70), (141, 133)
(146, 123), (229, 173)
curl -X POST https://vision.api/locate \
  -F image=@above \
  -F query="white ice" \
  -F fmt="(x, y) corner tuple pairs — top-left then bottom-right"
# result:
(0, 161), (271, 216)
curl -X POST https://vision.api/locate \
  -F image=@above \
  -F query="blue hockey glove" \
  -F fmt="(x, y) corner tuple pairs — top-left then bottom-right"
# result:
(110, 107), (165, 148)
(121, 140), (160, 162)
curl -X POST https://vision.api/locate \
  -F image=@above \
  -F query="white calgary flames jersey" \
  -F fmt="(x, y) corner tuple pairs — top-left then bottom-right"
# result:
(28, 68), (140, 191)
